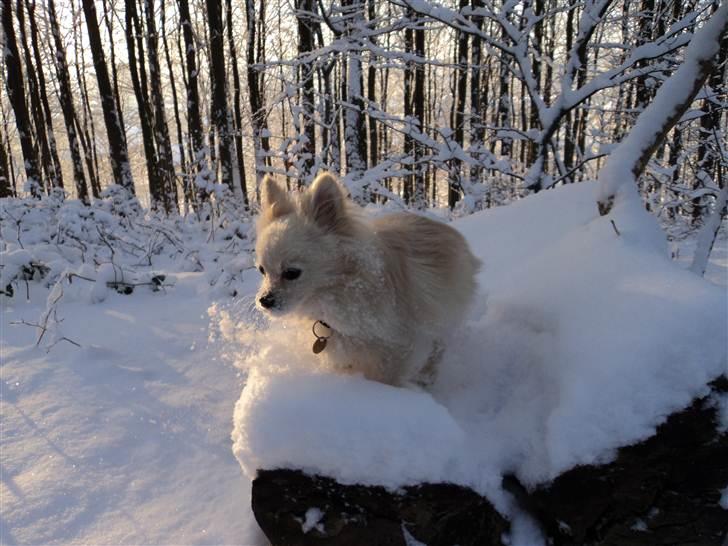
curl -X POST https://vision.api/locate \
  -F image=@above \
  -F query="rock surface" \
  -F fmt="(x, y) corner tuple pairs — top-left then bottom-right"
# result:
(252, 470), (508, 546)
(518, 375), (728, 546)
(251, 376), (728, 545)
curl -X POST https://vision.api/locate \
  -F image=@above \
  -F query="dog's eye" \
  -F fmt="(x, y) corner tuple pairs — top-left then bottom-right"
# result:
(282, 268), (301, 281)
(258, 265), (265, 276)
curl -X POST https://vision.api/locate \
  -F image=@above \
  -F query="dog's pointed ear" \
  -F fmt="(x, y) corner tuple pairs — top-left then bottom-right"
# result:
(260, 175), (293, 221)
(308, 172), (346, 231)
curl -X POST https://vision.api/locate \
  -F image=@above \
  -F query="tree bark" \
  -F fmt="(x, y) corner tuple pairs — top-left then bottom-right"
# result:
(47, 0), (89, 203)
(161, 0), (190, 210)
(124, 0), (161, 205)
(144, 0), (179, 211)
(177, 0), (209, 204)
(341, 0), (368, 188)
(25, 0), (64, 192)
(295, 0), (317, 183)
(1, 0), (41, 196)
(205, 0), (233, 190)
(245, 0), (271, 188)
(225, 0), (249, 202)
(449, 0), (469, 209)
(81, 0), (135, 193)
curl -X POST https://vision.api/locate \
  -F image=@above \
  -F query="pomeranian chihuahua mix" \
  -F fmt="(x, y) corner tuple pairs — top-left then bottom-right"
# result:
(254, 172), (480, 386)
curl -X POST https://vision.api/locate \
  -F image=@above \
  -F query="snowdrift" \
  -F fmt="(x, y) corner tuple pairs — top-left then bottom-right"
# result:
(232, 181), (727, 510)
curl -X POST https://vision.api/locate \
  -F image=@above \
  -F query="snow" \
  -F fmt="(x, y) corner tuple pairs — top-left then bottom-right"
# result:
(232, 370), (466, 489)
(300, 507), (324, 534)
(1, 276), (259, 544)
(232, 181), (727, 512)
(721, 487), (728, 510)
(2, 180), (726, 544)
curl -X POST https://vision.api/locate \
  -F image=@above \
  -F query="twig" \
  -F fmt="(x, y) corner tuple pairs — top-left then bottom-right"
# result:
(610, 219), (621, 236)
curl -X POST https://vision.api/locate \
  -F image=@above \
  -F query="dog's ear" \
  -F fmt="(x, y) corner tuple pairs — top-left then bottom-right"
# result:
(307, 172), (346, 231)
(260, 175), (293, 221)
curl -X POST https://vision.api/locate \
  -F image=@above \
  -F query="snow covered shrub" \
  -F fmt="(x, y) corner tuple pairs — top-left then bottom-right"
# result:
(0, 190), (256, 304)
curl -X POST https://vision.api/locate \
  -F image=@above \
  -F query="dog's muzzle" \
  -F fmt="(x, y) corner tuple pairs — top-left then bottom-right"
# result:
(259, 293), (276, 309)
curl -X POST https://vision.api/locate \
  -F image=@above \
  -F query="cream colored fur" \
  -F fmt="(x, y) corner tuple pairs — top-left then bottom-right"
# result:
(254, 172), (480, 386)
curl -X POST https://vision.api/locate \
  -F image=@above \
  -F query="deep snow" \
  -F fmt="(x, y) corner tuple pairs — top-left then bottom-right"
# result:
(2, 182), (726, 545)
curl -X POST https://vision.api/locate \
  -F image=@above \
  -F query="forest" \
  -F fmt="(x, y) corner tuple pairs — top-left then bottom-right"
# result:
(2, 1), (728, 544)
(1, 0), (725, 223)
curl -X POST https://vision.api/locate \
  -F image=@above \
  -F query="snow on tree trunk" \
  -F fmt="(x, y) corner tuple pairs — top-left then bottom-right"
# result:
(596, 3), (728, 216)
(690, 185), (727, 277)
(343, 0), (368, 196)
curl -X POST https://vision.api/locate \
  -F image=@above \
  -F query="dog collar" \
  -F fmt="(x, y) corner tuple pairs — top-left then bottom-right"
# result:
(312, 320), (332, 354)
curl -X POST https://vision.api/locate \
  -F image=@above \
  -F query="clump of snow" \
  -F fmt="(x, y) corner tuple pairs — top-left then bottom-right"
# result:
(232, 181), (727, 511)
(300, 507), (325, 534)
(232, 369), (466, 489)
(720, 487), (728, 510)
(709, 392), (728, 434)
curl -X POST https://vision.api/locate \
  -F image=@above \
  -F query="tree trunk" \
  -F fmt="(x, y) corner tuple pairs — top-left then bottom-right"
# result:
(101, 0), (127, 150)
(16, 0), (54, 194)
(47, 0), (89, 203)
(161, 0), (190, 210)
(0, 121), (11, 198)
(245, 0), (271, 187)
(1, 0), (41, 196)
(367, 0), (378, 171)
(449, 0), (469, 209)
(81, 0), (135, 193)
(71, 0), (101, 198)
(177, 0), (209, 205)
(124, 0), (161, 205)
(225, 0), (249, 202)
(341, 0), (367, 188)
(0, 96), (18, 196)
(470, 0), (485, 186)
(144, 0), (179, 211)
(295, 0), (317, 183)
(413, 15), (426, 206)
(25, 0), (64, 192)
(403, 14), (414, 204)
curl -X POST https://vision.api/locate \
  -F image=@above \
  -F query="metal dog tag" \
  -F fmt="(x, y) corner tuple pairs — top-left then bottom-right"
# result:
(312, 337), (327, 354)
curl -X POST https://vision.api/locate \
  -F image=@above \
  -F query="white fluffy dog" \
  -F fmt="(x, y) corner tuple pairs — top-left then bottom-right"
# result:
(254, 172), (480, 386)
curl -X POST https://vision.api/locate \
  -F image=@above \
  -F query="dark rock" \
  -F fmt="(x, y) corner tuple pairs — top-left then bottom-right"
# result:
(251, 470), (509, 546)
(516, 375), (728, 546)
(251, 376), (728, 545)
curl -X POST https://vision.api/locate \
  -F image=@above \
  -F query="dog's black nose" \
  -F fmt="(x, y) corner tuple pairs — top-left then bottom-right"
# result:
(259, 293), (276, 309)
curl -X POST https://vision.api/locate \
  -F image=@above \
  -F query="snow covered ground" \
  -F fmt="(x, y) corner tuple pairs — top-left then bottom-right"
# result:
(2, 183), (726, 545)
(1, 275), (261, 544)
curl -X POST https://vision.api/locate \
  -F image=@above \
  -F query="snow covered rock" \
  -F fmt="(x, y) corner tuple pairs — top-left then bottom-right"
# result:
(250, 376), (727, 545)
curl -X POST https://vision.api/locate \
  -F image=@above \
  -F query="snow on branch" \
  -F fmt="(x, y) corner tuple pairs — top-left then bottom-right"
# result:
(596, 3), (728, 216)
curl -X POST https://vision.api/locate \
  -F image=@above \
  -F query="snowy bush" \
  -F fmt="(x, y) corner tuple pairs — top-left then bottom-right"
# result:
(0, 192), (256, 349)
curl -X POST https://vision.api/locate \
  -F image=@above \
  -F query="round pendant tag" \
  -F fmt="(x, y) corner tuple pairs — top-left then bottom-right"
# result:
(312, 337), (327, 354)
